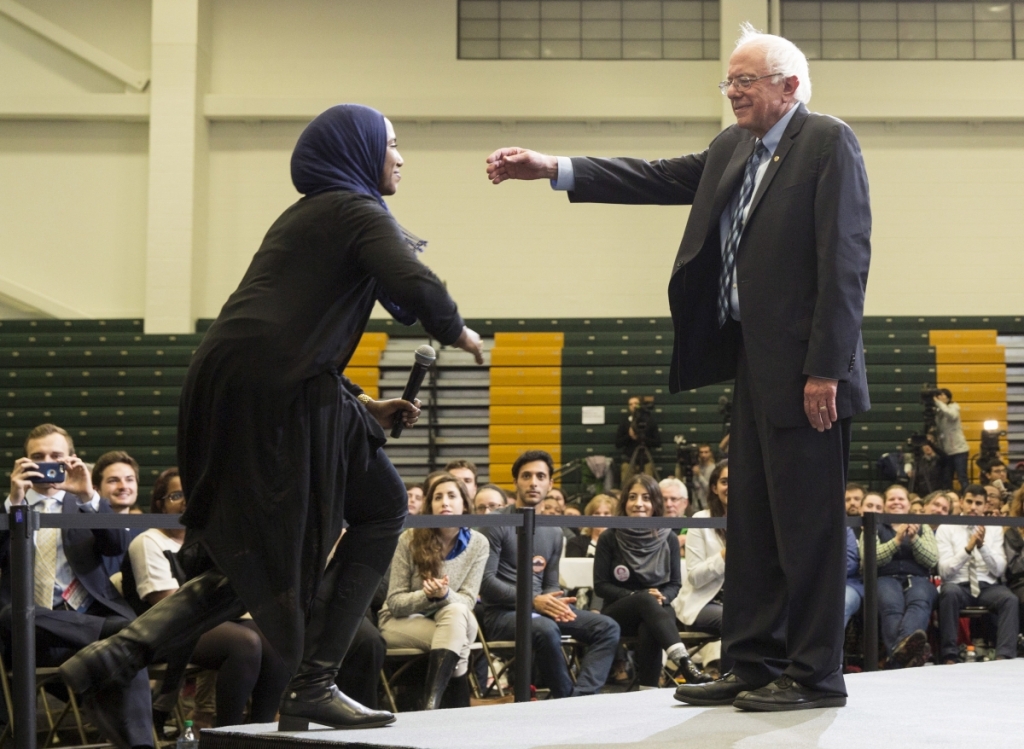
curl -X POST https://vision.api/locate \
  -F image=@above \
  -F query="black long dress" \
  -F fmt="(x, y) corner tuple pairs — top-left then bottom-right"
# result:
(176, 190), (463, 671)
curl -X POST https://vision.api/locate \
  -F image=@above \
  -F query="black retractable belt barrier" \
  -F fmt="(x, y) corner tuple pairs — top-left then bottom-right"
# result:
(861, 511), (879, 672)
(9, 507), (37, 749)
(515, 507), (535, 703)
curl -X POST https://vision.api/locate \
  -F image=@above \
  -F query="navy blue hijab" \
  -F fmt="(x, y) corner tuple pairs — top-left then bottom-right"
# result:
(290, 104), (423, 324)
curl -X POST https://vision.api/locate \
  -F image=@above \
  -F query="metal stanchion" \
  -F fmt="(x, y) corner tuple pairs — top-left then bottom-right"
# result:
(514, 506), (535, 703)
(862, 511), (878, 672)
(9, 507), (37, 749)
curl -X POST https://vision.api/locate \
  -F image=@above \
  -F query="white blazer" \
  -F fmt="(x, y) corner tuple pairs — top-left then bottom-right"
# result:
(672, 510), (726, 626)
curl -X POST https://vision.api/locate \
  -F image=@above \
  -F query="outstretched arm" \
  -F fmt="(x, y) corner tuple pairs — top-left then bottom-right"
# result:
(485, 148), (558, 184)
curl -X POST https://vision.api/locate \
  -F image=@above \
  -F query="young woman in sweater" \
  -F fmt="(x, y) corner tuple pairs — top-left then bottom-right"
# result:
(594, 474), (709, 688)
(378, 473), (488, 709)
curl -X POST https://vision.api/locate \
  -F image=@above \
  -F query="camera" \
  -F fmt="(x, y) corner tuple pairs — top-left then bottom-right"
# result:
(630, 396), (655, 442)
(674, 434), (700, 468)
(919, 388), (940, 430)
(34, 462), (66, 484)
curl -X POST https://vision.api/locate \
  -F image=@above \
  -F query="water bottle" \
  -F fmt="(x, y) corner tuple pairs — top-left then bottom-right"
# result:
(177, 720), (198, 749)
(965, 645), (976, 663)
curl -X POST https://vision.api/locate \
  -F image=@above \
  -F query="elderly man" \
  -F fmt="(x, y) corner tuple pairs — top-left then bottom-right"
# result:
(485, 25), (870, 711)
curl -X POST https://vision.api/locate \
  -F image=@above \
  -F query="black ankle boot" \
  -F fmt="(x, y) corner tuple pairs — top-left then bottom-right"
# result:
(673, 653), (712, 684)
(440, 673), (471, 709)
(422, 649), (459, 710)
(277, 562), (395, 730)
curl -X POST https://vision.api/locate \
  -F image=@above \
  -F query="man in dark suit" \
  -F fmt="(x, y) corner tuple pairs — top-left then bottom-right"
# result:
(1, 424), (153, 748)
(485, 26), (870, 711)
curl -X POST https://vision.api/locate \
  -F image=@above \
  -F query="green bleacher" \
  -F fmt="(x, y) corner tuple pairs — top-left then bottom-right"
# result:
(3, 316), (1020, 491)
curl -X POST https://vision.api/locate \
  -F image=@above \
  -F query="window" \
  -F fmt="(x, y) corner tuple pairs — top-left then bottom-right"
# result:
(782, 1), (1022, 59)
(458, 0), (721, 59)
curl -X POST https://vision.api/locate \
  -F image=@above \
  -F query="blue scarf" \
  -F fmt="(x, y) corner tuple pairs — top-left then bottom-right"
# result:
(290, 104), (424, 325)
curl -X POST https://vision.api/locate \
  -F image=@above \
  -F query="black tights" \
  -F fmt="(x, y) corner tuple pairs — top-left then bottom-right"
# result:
(602, 593), (681, 687)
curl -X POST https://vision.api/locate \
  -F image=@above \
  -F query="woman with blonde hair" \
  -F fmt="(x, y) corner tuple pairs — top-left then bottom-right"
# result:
(565, 494), (617, 558)
(378, 472), (488, 709)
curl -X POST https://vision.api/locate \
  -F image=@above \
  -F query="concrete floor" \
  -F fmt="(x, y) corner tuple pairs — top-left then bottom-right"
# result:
(203, 660), (1024, 749)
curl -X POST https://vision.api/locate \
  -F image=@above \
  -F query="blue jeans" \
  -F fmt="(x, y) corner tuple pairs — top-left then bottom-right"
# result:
(482, 606), (620, 697)
(844, 585), (863, 628)
(876, 575), (937, 656)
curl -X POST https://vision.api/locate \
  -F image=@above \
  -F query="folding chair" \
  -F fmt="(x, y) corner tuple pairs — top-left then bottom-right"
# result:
(0, 651), (93, 749)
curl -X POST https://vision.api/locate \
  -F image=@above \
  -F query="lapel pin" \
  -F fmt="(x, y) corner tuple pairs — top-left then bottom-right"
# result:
(773, 156), (780, 162)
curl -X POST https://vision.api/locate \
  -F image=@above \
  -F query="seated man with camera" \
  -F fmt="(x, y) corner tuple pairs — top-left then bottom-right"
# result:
(615, 395), (661, 486)
(1, 423), (152, 749)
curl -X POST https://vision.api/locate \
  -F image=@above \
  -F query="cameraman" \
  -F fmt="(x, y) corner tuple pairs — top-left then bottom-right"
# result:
(933, 389), (969, 491)
(615, 396), (661, 485)
(690, 445), (717, 513)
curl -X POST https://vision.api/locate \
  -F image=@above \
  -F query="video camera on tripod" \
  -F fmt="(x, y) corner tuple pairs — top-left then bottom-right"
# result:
(630, 395), (656, 442)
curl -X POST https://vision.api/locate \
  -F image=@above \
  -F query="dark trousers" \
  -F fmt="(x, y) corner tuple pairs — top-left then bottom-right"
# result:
(942, 452), (970, 491)
(482, 606), (619, 697)
(688, 602), (733, 672)
(938, 581), (1019, 660)
(876, 575), (937, 657)
(0, 603), (153, 747)
(723, 339), (850, 695)
(602, 594), (679, 687)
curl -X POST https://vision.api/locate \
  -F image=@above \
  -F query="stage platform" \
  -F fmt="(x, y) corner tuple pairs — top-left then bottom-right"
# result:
(201, 660), (1024, 749)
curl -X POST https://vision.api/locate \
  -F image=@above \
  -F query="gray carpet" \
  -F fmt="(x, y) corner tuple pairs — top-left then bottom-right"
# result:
(205, 660), (1024, 749)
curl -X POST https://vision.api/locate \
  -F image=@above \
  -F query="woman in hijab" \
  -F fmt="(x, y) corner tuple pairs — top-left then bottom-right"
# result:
(593, 474), (710, 688)
(60, 105), (484, 742)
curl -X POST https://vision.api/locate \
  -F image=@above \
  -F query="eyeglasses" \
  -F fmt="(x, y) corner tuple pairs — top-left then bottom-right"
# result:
(718, 74), (779, 94)
(166, 491), (185, 501)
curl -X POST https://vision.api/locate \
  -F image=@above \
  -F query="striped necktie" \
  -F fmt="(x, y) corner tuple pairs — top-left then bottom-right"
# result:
(718, 141), (767, 327)
(33, 516), (59, 609)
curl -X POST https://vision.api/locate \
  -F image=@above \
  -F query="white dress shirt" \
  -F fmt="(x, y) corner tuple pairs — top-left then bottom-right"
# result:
(935, 523), (1006, 585)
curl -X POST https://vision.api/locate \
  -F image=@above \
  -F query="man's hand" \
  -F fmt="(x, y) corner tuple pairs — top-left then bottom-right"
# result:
(58, 456), (93, 499)
(533, 591), (577, 623)
(485, 148), (558, 184)
(453, 326), (484, 365)
(967, 526), (986, 552)
(628, 427), (638, 441)
(804, 376), (839, 432)
(9, 458), (41, 505)
(365, 398), (421, 430)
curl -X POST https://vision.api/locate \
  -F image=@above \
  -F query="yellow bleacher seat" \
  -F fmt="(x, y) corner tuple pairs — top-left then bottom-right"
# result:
(343, 367), (379, 390)
(490, 347), (562, 367)
(490, 425), (561, 443)
(933, 345), (1005, 365)
(934, 382), (1007, 401)
(490, 406), (561, 425)
(490, 368), (561, 387)
(359, 333), (389, 348)
(929, 330), (997, 346)
(493, 332), (565, 347)
(956, 402), (1008, 423)
(490, 386), (561, 405)
(935, 364), (1007, 383)
(489, 445), (562, 464)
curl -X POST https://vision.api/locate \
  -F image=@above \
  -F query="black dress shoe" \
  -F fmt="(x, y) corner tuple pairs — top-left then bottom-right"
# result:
(673, 672), (754, 706)
(278, 685), (395, 731)
(733, 675), (846, 712)
(891, 629), (929, 669)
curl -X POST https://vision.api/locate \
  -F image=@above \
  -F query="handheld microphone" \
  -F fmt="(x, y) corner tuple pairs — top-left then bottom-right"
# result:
(391, 344), (436, 438)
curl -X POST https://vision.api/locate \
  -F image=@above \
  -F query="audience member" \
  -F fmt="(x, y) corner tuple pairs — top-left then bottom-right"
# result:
(946, 490), (962, 516)
(861, 484), (938, 668)
(406, 483), (424, 515)
(923, 491), (950, 532)
(844, 527), (863, 627)
(911, 443), (944, 495)
(909, 499), (925, 514)
(935, 484), (1018, 663)
(444, 459), (479, 500)
(540, 497), (563, 516)
(933, 389), (969, 490)
(565, 495), (616, 559)
(593, 474), (707, 687)
(473, 483), (509, 514)
(0, 424), (153, 749)
(845, 483), (866, 517)
(984, 484), (1004, 516)
(126, 468), (290, 727)
(547, 487), (567, 511)
(563, 504), (582, 520)
(985, 460), (1019, 493)
(479, 451), (619, 698)
(861, 492), (884, 515)
(92, 450), (145, 579)
(379, 473), (488, 709)
(660, 477), (691, 555)
(673, 461), (728, 661)
(690, 445), (716, 512)
(1003, 487), (1024, 632)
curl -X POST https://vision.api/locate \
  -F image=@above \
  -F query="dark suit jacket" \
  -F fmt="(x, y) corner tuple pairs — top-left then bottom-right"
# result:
(569, 104), (871, 428)
(0, 494), (135, 621)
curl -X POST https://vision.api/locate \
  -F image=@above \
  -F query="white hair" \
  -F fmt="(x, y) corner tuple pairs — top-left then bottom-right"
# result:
(659, 476), (688, 500)
(734, 22), (811, 104)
